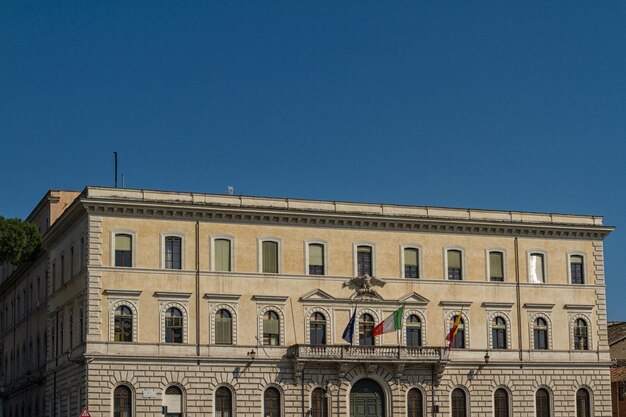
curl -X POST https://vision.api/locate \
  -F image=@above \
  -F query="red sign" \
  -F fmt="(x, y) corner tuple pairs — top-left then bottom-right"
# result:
(80, 407), (91, 417)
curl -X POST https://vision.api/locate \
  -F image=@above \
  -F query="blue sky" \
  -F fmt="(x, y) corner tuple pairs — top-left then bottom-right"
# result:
(1, 2), (625, 318)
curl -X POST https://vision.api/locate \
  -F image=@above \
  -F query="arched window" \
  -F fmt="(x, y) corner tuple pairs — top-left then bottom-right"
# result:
(447, 250), (463, 280)
(165, 308), (183, 343)
(115, 234), (132, 267)
(164, 236), (182, 270)
(357, 246), (373, 276)
(215, 387), (232, 417)
(407, 388), (423, 417)
(264, 387), (281, 417)
(114, 386), (132, 417)
(534, 317), (548, 350)
(404, 248), (419, 279)
(535, 388), (551, 417)
(406, 315), (422, 347)
(309, 312), (326, 346)
(576, 388), (591, 417)
(311, 387), (328, 417)
(164, 386), (183, 417)
(450, 316), (465, 349)
(492, 317), (507, 349)
(263, 311), (280, 346)
(359, 314), (375, 346)
(494, 388), (509, 417)
(114, 306), (133, 342)
(215, 309), (233, 345)
(451, 388), (467, 417)
(574, 319), (589, 350)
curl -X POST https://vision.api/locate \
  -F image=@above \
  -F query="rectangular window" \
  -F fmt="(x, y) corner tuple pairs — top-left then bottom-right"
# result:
(164, 236), (182, 269)
(447, 250), (462, 280)
(80, 237), (85, 270)
(404, 248), (419, 278)
(52, 263), (56, 292)
(571, 255), (584, 284)
(357, 246), (372, 276)
(214, 239), (232, 272)
(489, 252), (504, 281)
(115, 234), (133, 267)
(308, 244), (325, 275)
(262, 241), (279, 273)
(529, 253), (545, 283)
(60, 255), (65, 284)
(70, 247), (74, 278)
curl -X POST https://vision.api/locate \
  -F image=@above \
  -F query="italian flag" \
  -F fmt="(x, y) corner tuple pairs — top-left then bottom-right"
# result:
(372, 306), (404, 336)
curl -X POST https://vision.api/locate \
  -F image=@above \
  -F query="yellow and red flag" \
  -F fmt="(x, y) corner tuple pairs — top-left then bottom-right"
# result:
(445, 313), (463, 348)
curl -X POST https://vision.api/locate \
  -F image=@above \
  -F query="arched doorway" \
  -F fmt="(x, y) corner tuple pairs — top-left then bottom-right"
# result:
(350, 378), (385, 417)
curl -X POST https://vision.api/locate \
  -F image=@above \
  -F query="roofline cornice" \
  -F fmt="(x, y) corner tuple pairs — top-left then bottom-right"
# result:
(80, 197), (613, 240)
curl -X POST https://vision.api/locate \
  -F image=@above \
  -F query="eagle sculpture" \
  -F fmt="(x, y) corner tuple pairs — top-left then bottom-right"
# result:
(342, 274), (386, 296)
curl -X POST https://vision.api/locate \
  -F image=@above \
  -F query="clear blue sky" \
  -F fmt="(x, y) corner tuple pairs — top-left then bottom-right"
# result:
(1, 2), (625, 318)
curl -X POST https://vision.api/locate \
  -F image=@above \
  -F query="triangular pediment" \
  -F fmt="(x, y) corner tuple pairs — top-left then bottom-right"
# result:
(398, 292), (430, 305)
(300, 289), (336, 301)
(351, 291), (384, 301)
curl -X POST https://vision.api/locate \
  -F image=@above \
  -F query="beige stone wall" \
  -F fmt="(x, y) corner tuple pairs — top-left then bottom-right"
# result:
(84, 358), (612, 417)
(88, 215), (602, 354)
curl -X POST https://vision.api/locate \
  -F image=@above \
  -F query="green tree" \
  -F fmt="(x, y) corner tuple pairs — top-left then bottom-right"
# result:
(0, 217), (40, 265)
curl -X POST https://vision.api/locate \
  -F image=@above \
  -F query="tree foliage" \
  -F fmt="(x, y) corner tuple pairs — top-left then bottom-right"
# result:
(0, 217), (41, 265)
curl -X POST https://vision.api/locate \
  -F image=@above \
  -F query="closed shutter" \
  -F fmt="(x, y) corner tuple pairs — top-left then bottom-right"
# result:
(215, 240), (231, 272)
(263, 241), (278, 273)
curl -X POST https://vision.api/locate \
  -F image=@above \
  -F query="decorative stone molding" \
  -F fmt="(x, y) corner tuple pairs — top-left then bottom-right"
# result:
(444, 310), (470, 349)
(355, 308), (380, 346)
(569, 314), (593, 351)
(210, 304), (238, 345)
(159, 301), (189, 344)
(401, 309), (427, 347)
(108, 299), (139, 342)
(486, 311), (512, 350)
(257, 305), (286, 346)
(304, 307), (332, 345)
(528, 312), (553, 350)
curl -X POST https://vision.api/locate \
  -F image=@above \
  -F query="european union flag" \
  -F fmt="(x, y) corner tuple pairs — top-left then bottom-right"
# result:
(342, 308), (356, 344)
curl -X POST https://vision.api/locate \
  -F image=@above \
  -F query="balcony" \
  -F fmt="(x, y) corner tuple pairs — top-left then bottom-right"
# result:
(288, 344), (448, 364)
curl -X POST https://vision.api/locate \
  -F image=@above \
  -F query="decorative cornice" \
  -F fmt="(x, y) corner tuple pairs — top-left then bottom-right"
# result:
(482, 302), (514, 310)
(564, 304), (594, 311)
(252, 295), (289, 303)
(523, 303), (555, 310)
(203, 293), (242, 302)
(439, 301), (473, 308)
(77, 187), (613, 240)
(153, 291), (192, 299)
(103, 289), (142, 298)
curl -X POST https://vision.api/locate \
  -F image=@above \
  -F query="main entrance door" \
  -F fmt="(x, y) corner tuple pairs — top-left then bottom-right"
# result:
(350, 378), (385, 417)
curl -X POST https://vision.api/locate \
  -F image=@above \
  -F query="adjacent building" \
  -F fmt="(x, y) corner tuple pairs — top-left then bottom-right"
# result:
(608, 322), (626, 417)
(0, 186), (615, 417)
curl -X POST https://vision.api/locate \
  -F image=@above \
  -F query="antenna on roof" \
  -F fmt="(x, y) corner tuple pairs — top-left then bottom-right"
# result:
(227, 186), (234, 195)
(114, 151), (118, 188)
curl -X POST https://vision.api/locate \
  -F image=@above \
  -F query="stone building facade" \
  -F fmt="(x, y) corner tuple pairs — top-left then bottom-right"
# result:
(0, 190), (80, 417)
(0, 186), (615, 417)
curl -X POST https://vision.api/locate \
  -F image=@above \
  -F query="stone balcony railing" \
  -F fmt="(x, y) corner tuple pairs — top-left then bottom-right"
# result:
(288, 344), (448, 363)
